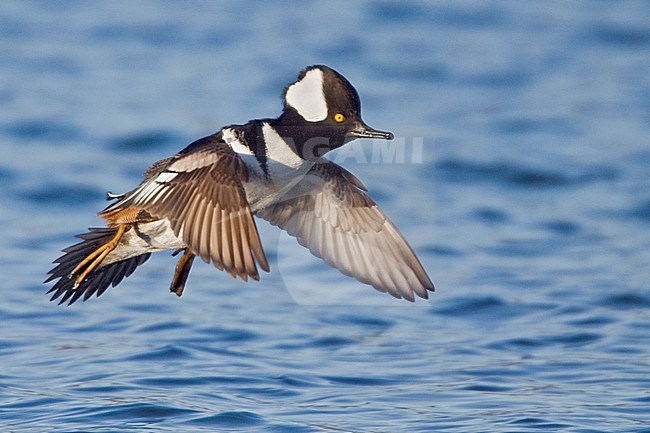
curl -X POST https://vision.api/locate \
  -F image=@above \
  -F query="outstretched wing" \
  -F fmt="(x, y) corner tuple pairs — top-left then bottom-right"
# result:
(256, 161), (433, 301)
(102, 134), (269, 281)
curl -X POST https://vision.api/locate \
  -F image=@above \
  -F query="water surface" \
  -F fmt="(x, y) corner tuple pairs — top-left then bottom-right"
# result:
(1, 1), (649, 432)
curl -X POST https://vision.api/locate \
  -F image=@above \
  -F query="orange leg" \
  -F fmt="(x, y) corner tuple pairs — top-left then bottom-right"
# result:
(70, 224), (127, 287)
(170, 248), (196, 297)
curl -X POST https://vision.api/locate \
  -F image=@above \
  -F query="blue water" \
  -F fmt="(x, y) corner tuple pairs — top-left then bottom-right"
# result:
(1, 1), (649, 431)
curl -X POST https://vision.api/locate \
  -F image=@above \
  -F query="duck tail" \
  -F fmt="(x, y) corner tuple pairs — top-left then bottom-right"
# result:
(45, 228), (150, 305)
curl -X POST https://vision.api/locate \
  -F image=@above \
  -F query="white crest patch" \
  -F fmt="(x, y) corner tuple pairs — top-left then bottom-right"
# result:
(285, 68), (328, 122)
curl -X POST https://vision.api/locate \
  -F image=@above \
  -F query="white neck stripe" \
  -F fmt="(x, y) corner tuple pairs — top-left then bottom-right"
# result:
(262, 122), (304, 169)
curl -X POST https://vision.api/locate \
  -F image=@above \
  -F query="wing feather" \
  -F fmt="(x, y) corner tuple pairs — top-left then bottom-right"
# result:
(257, 161), (433, 301)
(100, 134), (268, 280)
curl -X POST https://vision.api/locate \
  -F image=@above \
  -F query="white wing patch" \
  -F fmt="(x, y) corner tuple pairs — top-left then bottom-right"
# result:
(155, 171), (177, 183)
(223, 127), (253, 156)
(285, 68), (327, 122)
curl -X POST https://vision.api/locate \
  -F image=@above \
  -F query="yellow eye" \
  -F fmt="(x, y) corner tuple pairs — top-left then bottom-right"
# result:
(333, 113), (345, 123)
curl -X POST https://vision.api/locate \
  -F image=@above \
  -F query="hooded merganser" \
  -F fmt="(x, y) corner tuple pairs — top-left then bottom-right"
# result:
(46, 65), (434, 305)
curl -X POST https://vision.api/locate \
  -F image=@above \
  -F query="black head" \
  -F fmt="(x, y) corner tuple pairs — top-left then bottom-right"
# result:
(274, 65), (393, 161)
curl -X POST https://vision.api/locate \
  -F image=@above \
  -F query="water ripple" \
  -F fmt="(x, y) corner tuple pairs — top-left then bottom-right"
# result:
(460, 383), (515, 392)
(601, 293), (650, 310)
(126, 345), (193, 362)
(544, 332), (603, 347)
(19, 183), (103, 206)
(630, 200), (650, 222)
(436, 159), (618, 188)
(190, 411), (264, 428)
(590, 24), (650, 48)
(434, 296), (508, 317)
(5, 119), (81, 141)
(110, 130), (179, 153)
(93, 403), (194, 421)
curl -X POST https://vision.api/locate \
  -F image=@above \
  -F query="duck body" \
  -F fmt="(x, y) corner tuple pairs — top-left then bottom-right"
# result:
(46, 65), (434, 305)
